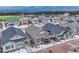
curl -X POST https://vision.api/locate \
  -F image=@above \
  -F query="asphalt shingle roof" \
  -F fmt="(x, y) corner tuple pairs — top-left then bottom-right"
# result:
(2, 27), (26, 45)
(43, 23), (65, 35)
(25, 25), (48, 42)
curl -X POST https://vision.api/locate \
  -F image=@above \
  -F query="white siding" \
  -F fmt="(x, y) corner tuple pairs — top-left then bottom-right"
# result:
(3, 41), (25, 53)
(16, 41), (24, 49)
(3, 42), (16, 52)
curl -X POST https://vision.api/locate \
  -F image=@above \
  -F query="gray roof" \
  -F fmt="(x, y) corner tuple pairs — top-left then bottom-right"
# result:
(43, 23), (65, 35)
(31, 15), (38, 19)
(6, 19), (17, 23)
(67, 20), (74, 23)
(25, 25), (48, 41)
(38, 15), (48, 21)
(2, 27), (26, 45)
(61, 21), (79, 29)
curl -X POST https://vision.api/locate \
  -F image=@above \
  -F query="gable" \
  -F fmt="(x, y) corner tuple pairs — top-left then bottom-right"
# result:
(10, 35), (26, 40)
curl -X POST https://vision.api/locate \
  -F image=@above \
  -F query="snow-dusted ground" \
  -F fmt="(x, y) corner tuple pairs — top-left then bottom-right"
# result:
(14, 25), (29, 29)
(31, 35), (79, 52)
(31, 43), (53, 52)
(9, 35), (79, 53)
(72, 35), (79, 39)
(34, 23), (44, 28)
(14, 48), (28, 53)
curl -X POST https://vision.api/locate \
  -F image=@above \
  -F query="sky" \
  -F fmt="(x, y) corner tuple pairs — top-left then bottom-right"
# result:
(0, 6), (79, 13)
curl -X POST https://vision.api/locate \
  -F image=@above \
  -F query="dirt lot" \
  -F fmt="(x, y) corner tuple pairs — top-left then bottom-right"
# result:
(36, 39), (79, 53)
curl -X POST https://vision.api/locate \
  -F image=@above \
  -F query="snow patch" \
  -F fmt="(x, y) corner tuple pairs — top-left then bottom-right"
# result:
(14, 48), (28, 53)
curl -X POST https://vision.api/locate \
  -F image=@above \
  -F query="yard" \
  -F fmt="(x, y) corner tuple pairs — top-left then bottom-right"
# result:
(0, 15), (21, 21)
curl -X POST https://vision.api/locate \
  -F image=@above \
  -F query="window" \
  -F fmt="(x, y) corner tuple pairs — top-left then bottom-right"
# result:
(37, 39), (40, 43)
(12, 45), (13, 48)
(20, 44), (22, 45)
(6, 45), (13, 50)
(6, 46), (10, 50)
(9, 24), (14, 26)
(41, 38), (44, 42)
(48, 31), (51, 34)
(17, 44), (19, 46)
(17, 43), (22, 46)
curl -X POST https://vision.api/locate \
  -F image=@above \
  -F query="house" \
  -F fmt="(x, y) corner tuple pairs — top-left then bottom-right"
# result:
(43, 23), (73, 40)
(1, 27), (27, 53)
(51, 16), (65, 25)
(61, 21), (79, 35)
(52, 13), (70, 24)
(63, 13), (70, 16)
(0, 30), (3, 53)
(43, 23), (65, 35)
(31, 17), (39, 24)
(0, 35), (2, 53)
(4, 19), (18, 27)
(38, 15), (48, 24)
(75, 16), (79, 22)
(19, 16), (31, 26)
(25, 25), (49, 45)
(0, 22), (4, 29)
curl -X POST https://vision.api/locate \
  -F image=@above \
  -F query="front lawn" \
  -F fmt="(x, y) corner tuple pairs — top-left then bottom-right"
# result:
(0, 15), (21, 22)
